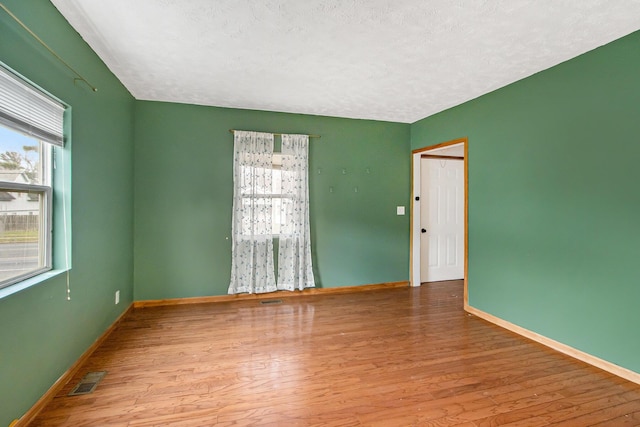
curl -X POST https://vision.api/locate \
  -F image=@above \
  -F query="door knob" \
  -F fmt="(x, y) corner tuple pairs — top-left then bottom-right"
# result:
(421, 228), (427, 233)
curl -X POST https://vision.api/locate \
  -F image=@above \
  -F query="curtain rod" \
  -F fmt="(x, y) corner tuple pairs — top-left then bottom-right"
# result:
(0, 2), (98, 92)
(229, 129), (321, 139)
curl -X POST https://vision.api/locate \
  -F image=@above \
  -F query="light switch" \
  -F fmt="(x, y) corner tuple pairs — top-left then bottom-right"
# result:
(397, 206), (405, 215)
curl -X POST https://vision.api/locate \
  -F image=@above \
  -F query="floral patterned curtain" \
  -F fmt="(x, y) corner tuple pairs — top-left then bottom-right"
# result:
(277, 134), (315, 291)
(228, 131), (277, 294)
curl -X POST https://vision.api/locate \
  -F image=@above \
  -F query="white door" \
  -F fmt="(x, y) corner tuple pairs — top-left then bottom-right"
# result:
(420, 158), (464, 282)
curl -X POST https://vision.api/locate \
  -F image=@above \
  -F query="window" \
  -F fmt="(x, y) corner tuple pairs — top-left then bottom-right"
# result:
(0, 64), (66, 289)
(239, 153), (292, 236)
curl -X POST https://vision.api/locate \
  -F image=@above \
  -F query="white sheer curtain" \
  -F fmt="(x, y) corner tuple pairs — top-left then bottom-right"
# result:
(229, 131), (277, 294)
(277, 134), (315, 291)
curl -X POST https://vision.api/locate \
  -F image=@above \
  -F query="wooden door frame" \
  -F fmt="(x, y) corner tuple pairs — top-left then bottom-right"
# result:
(410, 137), (469, 306)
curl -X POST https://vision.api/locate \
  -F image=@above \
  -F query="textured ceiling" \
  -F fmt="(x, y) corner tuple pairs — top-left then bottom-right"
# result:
(50, 0), (640, 123)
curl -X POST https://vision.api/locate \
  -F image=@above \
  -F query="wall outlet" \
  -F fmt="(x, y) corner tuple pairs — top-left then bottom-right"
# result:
(115, 290), (120, 305)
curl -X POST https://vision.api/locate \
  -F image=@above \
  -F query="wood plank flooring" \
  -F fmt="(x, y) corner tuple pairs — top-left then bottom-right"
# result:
(29, 281), (640, 426)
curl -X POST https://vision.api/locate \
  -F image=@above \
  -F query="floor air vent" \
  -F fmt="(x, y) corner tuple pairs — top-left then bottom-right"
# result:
(68, 371), (107, 396)
(260, 299), (283, 305)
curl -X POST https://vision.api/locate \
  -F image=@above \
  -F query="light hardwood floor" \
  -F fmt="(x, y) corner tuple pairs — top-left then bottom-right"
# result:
(30, 281), (640, 426)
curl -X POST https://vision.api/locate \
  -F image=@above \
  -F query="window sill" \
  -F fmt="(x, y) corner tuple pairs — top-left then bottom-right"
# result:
(0, 268), (69, 300)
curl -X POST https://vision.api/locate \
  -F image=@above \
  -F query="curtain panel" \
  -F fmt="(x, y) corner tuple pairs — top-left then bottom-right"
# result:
(229, 131), (277, 294)
(277, 134), (315, 291)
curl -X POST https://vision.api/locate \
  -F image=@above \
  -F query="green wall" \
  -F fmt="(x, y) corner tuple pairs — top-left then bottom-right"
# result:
(0, 0), (135, 424)
(134, 102), (410, 300)
(411, 31), (640, 374)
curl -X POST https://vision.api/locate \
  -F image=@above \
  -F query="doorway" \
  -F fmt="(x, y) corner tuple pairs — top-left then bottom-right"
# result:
(411, 138), (468, 302)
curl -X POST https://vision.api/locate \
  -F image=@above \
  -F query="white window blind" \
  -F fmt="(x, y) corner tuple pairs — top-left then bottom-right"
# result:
(0, 65), (65, 146)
